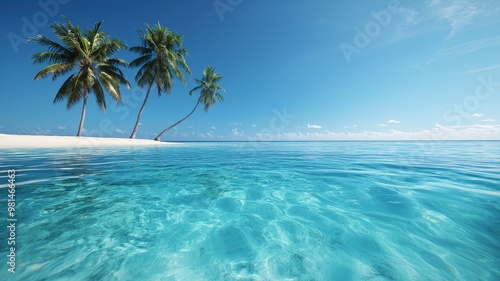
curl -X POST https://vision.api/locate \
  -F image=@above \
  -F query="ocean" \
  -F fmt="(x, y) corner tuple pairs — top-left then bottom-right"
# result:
(0, 141), (499, 280)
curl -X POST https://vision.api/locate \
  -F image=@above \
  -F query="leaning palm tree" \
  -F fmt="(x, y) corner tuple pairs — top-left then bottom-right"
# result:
(128, 22), (190, 139)
(30, 17), (130, 136)
(154, 66), (225, 141)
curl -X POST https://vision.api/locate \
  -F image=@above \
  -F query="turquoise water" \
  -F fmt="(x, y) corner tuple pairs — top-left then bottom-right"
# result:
(0, 141), (499, 280)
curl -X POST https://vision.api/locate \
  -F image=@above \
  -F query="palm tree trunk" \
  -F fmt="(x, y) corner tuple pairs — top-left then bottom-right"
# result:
(76, 93), (87, 137)
(130, 81), (154, 139)
(154, 99), (200, 141)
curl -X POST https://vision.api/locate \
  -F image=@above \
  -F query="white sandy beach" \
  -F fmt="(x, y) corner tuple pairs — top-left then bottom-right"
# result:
(0, 134), (172, 148)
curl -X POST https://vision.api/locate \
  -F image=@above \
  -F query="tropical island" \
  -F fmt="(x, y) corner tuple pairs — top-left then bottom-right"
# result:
(19, 17), (226, 145)
(1, 2), (499, 280)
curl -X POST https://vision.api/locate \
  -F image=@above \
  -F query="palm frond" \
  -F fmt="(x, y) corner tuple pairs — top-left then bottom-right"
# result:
(34, 63), (74, 81)
(53, 74), (76, 104)
(31, 51), (72, 65)
(105, 58), (128, 68)
(98, 64), (130, 89)
(128, 22), (190, 95)
(135, 60), (156, 87)
(189, 85), (203, 95)
(31, 16), (129, 123)
(98, 71), (121, 104)
(189, 66), (226, 112)
(62, 75), (85, 109)
(129, 54), (152, 68)
(130, 46), (152, 55)
(28, 35), (70, 56)
(91, 79), (106, 111)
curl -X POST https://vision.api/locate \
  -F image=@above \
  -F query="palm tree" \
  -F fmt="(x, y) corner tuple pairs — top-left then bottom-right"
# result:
(154, 66), (225, 141)
(30, 17), (130, 137)
(128, 23), (190, 139)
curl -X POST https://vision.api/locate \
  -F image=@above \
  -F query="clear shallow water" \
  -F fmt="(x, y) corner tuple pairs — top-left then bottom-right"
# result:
(0, 141), (499, 280)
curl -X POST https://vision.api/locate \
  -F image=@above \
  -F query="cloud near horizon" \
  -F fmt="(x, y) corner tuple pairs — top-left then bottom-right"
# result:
(377, 120), (401, 127)
(254, 124), (500, 141)
(232, 128), (244, 137)
(307, 124), (322, 129)
(387, 120), (401, 124)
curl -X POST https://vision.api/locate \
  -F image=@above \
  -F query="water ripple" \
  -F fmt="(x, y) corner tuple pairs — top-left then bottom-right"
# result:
(0, 141), (499, 280)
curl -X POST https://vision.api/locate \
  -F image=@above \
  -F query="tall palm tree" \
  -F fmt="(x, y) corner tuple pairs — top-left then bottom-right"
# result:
(154, 66), (225, 141)
(30, 17), (130, 136)
(128, 23), (190, 139)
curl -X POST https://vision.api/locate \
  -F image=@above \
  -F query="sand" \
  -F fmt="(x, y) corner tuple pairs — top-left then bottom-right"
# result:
(0, 134), (172, 148)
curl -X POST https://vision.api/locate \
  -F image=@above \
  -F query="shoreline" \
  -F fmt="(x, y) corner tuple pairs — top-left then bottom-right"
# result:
(0, 134), (172, 148)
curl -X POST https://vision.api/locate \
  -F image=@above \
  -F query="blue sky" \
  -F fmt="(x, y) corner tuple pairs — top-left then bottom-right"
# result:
(1, 0), (499, 140)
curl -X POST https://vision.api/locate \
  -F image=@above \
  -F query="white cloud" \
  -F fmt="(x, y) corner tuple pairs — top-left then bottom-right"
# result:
(307, 124), (322, 129)
(482, 119), (495, 122)
(426, 36), (500, 64)
(229, 122), (242, 126)
(57, 126), (66, 130)
(419, 0), (500, 38)
(378, 120), (400, 127)
(210, 126), (217, 130)
(198, 131), (223, 139)
(460, 64), (500, 74)
(428, 0), (482, 38)
(395, 6), (419, 26)
(252, 124), (257, 128)
(116, 129), (126, 134)
(232, 128), (244, 137)
(28, 128), (52, 135)
(254, 124), (500, 140)
(199, 132), (214, 138)
(471, 113), (483, 117)
(382, 0), (500, 54)
(187, 126), (194, 129)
